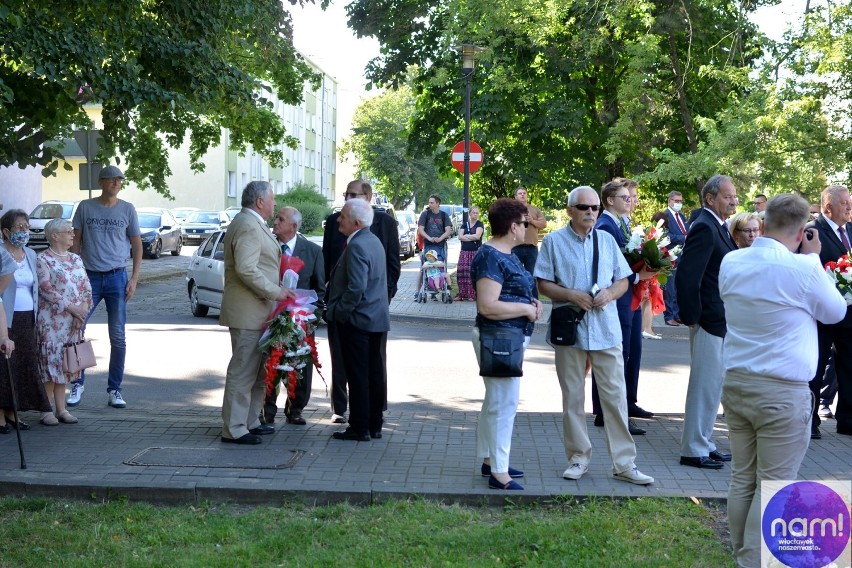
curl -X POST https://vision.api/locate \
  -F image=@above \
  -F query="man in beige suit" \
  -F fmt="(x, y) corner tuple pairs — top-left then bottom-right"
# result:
(219, 181), (294, 445)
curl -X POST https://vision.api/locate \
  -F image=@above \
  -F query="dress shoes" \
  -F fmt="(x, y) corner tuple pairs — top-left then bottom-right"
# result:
(249, 424), (275, 435)
(487, 474), (524, 490)
(665, 320), (681, 326)
(286, 414), (307, 425)
(221, 433), (262, 445)
(481, 463), (524, 478)
(812, 424), (822, 439)
(594, 414), (645, 435)
(628, 405), (654, 419)
(679, 456), (724, 469)
(709, 450), (732, 462)
(6, 418), (30, 431)
(370, 430), (382, 439)
(628, 419), (646, 436)
(331, 428), (370, 442)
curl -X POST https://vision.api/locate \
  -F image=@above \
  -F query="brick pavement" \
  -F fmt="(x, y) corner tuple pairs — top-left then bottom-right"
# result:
(0, 240), (848, 505)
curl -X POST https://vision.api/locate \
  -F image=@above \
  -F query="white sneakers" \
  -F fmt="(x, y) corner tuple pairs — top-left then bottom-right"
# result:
(563, 463), (655, 485)
(562, 463), (588, 480)
(66, 383), (84, 406)
(108, 390), (127, 408)
(613, 467), (654, 485)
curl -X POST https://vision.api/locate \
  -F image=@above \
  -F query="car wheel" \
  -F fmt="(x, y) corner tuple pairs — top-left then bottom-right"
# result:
(148, 239), (161, 259)
(189, 282), (209, 317)
(171, 238), (183, 256)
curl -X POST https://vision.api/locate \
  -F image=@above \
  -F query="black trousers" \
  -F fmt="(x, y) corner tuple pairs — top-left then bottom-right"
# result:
(339, 321), (385, 435)
(592, 304), (641, 415)
(328, 321), (388, 416)
(810, 323), (852, 431)
(262, 334), (314, 423)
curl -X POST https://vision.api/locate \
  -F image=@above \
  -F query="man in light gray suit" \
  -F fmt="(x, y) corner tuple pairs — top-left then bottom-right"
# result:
(219, 181), (294, 445)
(326, 199), (390, 441)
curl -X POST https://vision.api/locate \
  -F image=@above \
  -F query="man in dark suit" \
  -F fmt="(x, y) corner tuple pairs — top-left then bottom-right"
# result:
(260, 206), (326, 426)
(807, 185), (852, 438)
(322, 180), (399, 423)
(676, 174), (738, 469)
(661, 191), (688, 326)
(326, 199), (390, 441)
(591, 178), (657, 436)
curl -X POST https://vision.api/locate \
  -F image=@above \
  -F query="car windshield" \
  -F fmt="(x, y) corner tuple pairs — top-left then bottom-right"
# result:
(224, 210), (239, 220)
(138, 214), (161, 228)
(31, 203), (72, 220)
(187, 212), (220, 224)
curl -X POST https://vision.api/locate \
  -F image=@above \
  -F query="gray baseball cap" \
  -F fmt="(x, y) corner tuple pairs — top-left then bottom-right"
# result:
(99, 165), (125, 180)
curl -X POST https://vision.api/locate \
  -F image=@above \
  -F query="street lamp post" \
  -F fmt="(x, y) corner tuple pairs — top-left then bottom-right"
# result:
(453, 44), (483, 227)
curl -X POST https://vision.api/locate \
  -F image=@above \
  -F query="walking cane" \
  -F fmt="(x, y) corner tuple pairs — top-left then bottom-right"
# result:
(4, 350), (26, 469)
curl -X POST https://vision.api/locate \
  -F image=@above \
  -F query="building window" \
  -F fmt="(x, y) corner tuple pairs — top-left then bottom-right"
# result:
(228, 172), (237, 197)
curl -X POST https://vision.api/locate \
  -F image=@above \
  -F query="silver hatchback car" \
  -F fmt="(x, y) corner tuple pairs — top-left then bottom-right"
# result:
(186, 230), (225, 317)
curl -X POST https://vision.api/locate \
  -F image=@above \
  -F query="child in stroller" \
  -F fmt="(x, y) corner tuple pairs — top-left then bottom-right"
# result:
(415, 247), (453, 303)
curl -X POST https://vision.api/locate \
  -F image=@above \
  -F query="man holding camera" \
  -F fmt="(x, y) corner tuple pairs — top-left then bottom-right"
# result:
(535, 186), (653, 485)
(719, 194), (846, 567)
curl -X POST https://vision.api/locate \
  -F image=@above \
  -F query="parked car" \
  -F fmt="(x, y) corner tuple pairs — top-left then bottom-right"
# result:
(136, 208), (183, 259)
(223, 206), (241, 222)
(440, 204), (462, 233)
(397, 218), (415, 259)
(181, 210), (231, 245)
(186, 231), (226, 317)
(396, 213), (418, 255)
(397, 211), (421, 252)
(28, 200), (80, 251)
(170, 207), (199, 224)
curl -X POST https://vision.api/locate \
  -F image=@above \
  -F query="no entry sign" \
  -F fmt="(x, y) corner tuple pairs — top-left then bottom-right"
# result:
(451, 140), (483, 174)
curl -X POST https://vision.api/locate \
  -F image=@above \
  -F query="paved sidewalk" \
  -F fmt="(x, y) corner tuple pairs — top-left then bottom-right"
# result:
(1, 239), (848, 506)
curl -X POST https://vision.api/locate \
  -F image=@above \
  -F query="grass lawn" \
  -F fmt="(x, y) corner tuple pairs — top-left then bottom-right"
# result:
(0, 496), (733, 566)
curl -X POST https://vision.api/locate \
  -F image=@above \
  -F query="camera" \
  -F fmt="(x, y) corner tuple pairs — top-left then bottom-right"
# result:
(805, 228), (814, 241)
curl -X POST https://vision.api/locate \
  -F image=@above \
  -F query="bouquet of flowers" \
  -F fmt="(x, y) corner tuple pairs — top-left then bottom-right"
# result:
(259, 255), (325, 400)
(622, 220), (682, 313)
(825, 254), (852, 305)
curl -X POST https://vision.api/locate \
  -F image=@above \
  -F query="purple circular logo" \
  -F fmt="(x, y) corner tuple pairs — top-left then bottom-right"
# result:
(762, 481), (850, 567)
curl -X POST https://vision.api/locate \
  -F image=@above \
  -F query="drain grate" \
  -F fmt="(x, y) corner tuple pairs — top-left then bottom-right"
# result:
(124, 447), (304, 469)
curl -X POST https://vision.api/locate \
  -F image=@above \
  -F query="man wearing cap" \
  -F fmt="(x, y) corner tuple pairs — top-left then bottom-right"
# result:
(69, 165), (142, 409)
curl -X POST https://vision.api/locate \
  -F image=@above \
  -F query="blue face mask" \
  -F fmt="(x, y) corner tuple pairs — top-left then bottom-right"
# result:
(8, 231), (29, 248)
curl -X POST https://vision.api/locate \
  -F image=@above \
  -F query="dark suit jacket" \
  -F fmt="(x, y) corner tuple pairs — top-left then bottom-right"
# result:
(287, 234), (326, 299)
(687, 208), (703, 227)
(595, 211), (634, 311)
(665, 209), (688, 247)
(675, 208), (737, 337)
(326, 229), (390, 333)
(323, 210), (400, 301)
(808, 215), (852, 327)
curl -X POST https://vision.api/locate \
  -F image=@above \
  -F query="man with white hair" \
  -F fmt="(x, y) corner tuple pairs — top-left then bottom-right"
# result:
(326, 199), (390, 441)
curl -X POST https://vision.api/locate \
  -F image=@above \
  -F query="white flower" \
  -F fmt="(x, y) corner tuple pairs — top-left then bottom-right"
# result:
(276, 364), (294, 372)
(625, 230), (644, 253)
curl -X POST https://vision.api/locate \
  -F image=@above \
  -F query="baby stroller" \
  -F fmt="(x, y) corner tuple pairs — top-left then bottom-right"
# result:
(416, 245), (453, 304)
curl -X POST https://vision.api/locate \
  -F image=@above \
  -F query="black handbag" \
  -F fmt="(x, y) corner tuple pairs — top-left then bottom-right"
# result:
(548, 230), (599, 347)
(478, 325), (525, 377)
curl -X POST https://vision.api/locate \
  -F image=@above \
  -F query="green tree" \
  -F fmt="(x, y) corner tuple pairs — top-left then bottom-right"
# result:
(275, 182), (331, 234)
(0, 0), (318, 196)
(341, 83), (458, 210)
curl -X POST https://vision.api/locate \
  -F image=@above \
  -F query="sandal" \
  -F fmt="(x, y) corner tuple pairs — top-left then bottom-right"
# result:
(40, 413), (59, 426)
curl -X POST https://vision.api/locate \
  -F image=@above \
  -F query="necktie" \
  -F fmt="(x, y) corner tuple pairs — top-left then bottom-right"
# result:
(840, 226), (851, 251)
(619, 216), (630, 239)
(281, 243), (290, 256)
(674, 212), (687, 235)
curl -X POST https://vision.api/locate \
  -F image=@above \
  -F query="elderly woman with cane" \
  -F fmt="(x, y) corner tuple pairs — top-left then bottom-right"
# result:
(36, 218), (92, 424)
(0, 241), (18, 432)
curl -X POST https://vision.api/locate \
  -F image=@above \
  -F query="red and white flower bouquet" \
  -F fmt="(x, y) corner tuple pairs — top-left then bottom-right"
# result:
(622, 220), (682, 312)
(825, 254), (852, 305)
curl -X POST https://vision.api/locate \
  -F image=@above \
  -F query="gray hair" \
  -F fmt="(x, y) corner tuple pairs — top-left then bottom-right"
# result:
(668, 191), (683, 201)
(345, 198), (374, 227)
(567, 186), (598, 207)
(821, 185), (850, 208)
(701, 175), (733, 207)
(280, 206), (302, 229)
(241, 181), (273, 207)
(44, 218), (72, 242)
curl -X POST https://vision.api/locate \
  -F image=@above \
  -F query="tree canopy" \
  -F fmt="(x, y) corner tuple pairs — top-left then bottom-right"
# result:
(0, 0), (318, 196)
(346, 0), (851, 208)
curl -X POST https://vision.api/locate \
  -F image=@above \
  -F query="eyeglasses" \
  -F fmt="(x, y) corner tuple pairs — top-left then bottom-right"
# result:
(343, 192), (365, 199)
(573, 204), (600, 212)
(735, 228), (760, 235)
(11, 224), (29, 231)
(615, 195), (631, 202)
(515, 220), (529, 228)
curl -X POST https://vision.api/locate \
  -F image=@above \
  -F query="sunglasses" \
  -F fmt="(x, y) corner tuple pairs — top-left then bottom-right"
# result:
(573, 204), (600, 212)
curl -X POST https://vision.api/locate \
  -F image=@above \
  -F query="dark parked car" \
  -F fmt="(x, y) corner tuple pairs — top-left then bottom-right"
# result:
(397, 218), (415, 259)
(186, 231), (226, 317)
(137, 208), (183, 259)
(182, 211), (230, 245)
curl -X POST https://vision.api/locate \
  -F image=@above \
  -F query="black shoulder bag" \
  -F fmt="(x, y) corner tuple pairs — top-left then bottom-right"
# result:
(549, 230), (598, 346)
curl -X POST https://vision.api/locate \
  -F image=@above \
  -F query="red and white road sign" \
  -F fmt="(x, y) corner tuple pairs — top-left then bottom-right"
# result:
(451, 140), (483, 174)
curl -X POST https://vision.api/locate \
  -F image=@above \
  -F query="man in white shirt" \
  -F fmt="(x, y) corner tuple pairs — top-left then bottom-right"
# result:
(719, 194), (846, 568)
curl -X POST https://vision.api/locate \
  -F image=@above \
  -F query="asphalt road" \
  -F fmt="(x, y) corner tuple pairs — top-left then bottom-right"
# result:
(79, 247), (694, 417)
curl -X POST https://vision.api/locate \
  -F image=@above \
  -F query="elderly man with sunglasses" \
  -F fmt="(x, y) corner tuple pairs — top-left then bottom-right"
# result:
(535, 186), (654, 486)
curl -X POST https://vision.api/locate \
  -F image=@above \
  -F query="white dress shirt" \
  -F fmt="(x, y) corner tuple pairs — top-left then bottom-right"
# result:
(719, 237), (846, 382)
